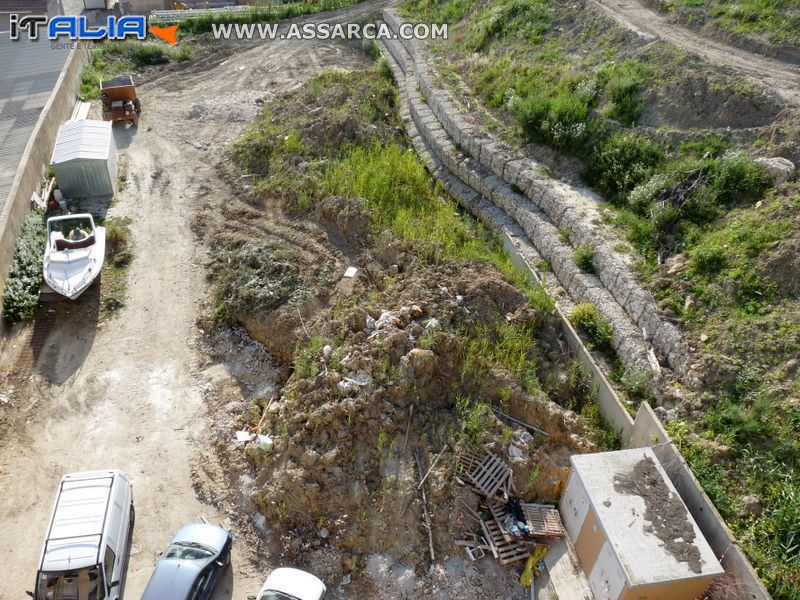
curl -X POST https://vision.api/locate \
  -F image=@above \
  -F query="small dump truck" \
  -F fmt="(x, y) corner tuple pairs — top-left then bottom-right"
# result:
(100, 75), (141, 126)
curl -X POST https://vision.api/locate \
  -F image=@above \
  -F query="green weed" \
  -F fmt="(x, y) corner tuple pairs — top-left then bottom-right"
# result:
(569, 303), (614, 350)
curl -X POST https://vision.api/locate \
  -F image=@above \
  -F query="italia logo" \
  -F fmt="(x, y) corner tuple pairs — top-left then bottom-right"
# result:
(8, 14), (178, 44)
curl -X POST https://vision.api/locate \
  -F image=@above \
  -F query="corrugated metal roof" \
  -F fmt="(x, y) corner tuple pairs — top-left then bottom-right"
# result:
(51, 119), (113, 164)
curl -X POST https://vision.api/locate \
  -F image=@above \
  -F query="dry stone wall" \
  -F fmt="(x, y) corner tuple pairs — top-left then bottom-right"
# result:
(381, 9), (691, 375)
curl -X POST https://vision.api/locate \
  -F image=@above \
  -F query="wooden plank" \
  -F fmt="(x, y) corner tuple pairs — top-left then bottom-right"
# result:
(480, 519), (498, 559)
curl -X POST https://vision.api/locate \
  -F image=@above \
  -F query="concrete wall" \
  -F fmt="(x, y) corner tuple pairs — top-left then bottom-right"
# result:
(0, 42), (89, 315)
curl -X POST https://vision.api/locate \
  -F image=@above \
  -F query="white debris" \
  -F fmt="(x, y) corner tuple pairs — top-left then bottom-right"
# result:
(256, 434), (273, 452)
(235, 430), (254, 442)
(343, 266), (358, 278)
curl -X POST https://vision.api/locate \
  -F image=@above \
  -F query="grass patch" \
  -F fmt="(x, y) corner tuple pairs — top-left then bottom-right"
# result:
(573, 244), (596, 273)
(78, 39), (194, 101)
(568, 302), (613, 350)
(99, 217), (133, 316)
(2, 210), (46, 324)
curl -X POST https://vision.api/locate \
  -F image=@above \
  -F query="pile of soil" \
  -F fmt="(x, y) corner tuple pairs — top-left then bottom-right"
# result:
(201, 201), (596, 596)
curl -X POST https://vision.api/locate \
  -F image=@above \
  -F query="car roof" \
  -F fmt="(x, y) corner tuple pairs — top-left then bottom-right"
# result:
(259, 568), (327, 600)
(140, 560), (202, 600)
(41, 472), (117, 572)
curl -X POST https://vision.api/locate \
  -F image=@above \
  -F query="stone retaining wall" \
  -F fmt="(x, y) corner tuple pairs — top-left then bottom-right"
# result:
(380, 20), (769, 597)
(382, 9), (691, 375)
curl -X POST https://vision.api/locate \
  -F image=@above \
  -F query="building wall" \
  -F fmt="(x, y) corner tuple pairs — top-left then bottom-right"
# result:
(53, 158), (113, 198)
(0, 43), (88, 323)
(618, 576), (718, 600)
(574, 506), (605, 575)
(121, 0), (169, 14)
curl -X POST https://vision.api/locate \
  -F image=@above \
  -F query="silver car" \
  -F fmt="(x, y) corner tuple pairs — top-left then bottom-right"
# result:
(140, 523), (232, 600)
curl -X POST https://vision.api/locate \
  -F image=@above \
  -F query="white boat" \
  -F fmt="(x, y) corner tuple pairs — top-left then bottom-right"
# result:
(43, 213), (106, 300)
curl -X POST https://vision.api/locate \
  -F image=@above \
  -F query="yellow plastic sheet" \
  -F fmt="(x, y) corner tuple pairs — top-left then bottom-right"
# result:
(519, 544), (549, 588)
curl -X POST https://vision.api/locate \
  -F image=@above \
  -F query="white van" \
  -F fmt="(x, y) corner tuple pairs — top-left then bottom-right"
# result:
(31, 470), (134, 600)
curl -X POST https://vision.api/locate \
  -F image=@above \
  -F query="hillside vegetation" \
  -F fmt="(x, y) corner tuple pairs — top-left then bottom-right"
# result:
(650, 0), (800, 47)
(400, 0), (800, 596)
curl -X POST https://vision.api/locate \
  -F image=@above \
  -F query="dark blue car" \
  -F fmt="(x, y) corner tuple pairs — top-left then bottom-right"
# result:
(141, 523), (232, 600)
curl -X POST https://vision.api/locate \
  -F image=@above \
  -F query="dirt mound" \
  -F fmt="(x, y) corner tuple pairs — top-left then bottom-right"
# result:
(218, 259), (594, 591)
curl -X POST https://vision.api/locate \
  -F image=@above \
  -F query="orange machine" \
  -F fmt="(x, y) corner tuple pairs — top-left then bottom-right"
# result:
(100, 76), (141, 126)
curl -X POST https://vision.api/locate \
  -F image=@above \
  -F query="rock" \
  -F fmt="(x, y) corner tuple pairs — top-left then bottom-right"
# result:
(684, 295), (696, 311)
(739, 495), (763, 517)
(754, 157), (795, 185)
(508, 444), (525, 460)
(686, 432), (700, 443)
(699, 333), (709, 343)
(301, 449), (320, 468)
(424, 317), (441, 331)
(323, 344), (333, 360)
(319, 527), (330, 539)
(664, 253), (687, 276)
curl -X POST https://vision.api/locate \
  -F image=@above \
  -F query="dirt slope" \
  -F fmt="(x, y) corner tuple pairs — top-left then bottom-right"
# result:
(0, 2), (392, 598)
(591, 0), (800, 105)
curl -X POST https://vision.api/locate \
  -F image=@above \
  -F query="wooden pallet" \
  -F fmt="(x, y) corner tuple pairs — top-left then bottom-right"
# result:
(467, 453), (513, 499)
(488, 501), (514, 542)
(521, 503), (564, 538)
(481, 515), (532, 565)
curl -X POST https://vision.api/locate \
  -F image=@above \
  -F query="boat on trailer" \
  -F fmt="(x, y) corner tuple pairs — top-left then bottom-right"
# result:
(43, 213), (106, 300)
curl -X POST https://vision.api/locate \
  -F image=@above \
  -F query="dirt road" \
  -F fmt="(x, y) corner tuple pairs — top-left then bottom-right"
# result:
(0, 3), (387, 598)
(591, 0), (800, 106)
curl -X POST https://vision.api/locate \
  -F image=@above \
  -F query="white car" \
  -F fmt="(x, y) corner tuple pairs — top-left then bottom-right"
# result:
(255, 567), (326, 600)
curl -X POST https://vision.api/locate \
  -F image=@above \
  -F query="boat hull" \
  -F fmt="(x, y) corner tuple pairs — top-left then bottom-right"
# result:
(43, 227), (106, 300)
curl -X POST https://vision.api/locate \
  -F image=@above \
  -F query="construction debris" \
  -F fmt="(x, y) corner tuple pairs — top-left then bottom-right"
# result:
(455, 451), (564, 566)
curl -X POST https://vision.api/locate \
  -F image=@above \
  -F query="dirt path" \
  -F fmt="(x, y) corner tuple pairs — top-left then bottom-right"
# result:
(0, 3), (389, 598)
(591, 0), (800, 106)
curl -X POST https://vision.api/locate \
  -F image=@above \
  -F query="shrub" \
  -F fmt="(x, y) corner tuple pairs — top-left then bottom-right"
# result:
(513, 90), (591, 151)
(573, 244), (596, 273)
(3, 211), (46, 324)
(131, 42), (169, 66)
(105, 217), (133, 267)
(598, 60), (649, 126)
(709, 154), (768, 204)
(690, 244), (727, 275)
(569, 303), (614, 350)
(584, 133), (665, 201)
(626, 173), (678, 215)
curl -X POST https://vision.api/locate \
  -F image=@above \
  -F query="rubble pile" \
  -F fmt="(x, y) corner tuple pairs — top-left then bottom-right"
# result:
(217, 259), (597, 594)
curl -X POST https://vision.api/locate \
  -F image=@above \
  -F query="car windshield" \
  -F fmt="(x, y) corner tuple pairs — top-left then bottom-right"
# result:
(163, 541), (215, 561)
(50, 217), (93, 238)
(37, 567), (104, 600)
(259, 592), (300, 600)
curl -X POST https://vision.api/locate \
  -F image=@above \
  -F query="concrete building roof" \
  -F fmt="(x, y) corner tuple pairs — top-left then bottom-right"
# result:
(570, 447), (724, 587)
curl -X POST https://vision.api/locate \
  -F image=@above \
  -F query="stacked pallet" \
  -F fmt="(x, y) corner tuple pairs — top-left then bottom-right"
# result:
(456, 451), (565, 566)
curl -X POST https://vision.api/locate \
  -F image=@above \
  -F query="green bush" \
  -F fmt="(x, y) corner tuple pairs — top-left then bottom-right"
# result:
(513, 90), (591, 151)
(709, 154), (768, 203)
(690, 244), (727, 274)
(3, 211), (46, 324)
(131, 42), (169, 66)
(584, 133), (665, 201)
(573, 244), (596, 273)
(569, 302), (614, 350)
